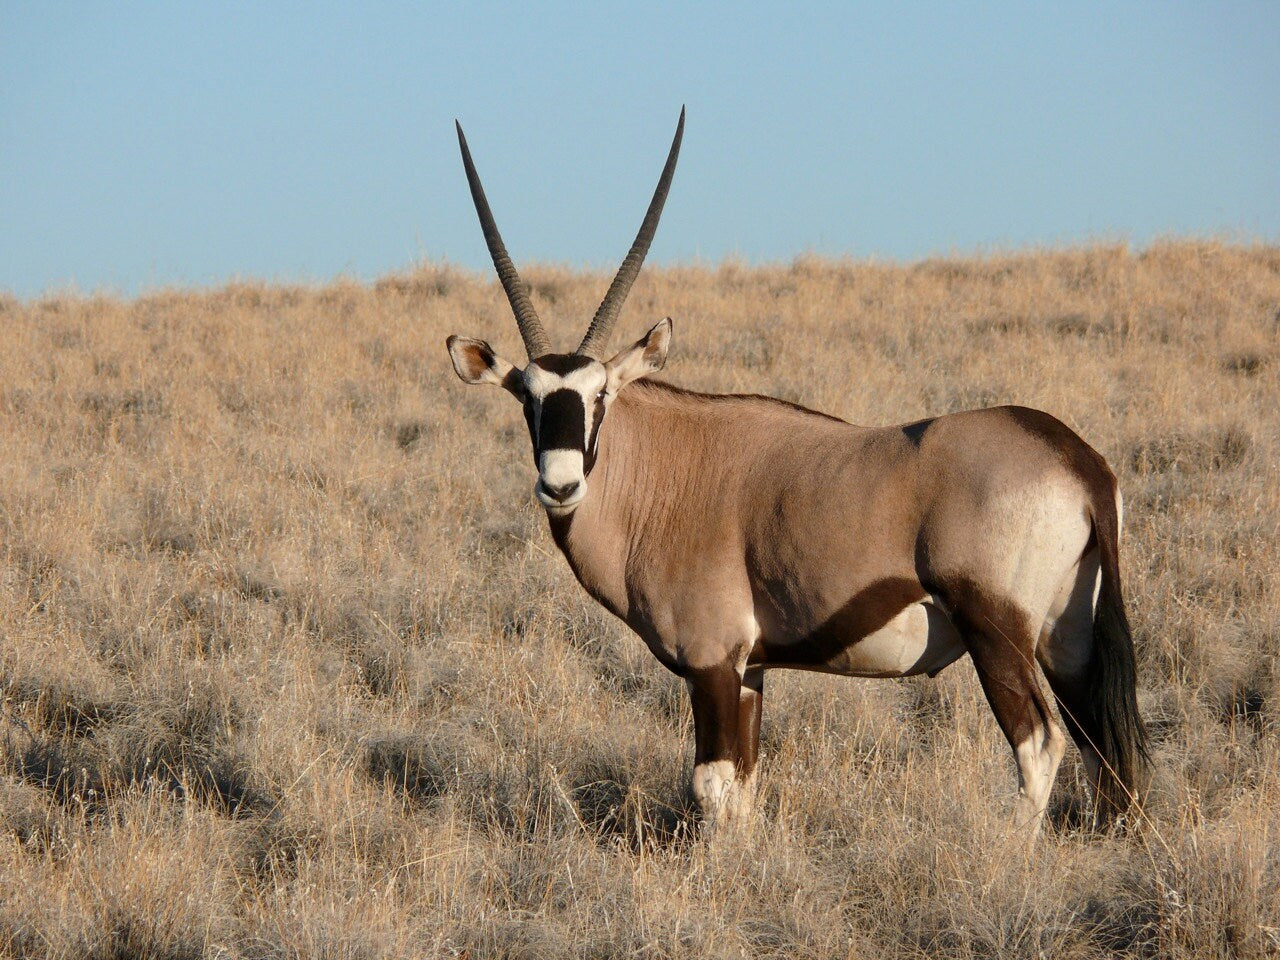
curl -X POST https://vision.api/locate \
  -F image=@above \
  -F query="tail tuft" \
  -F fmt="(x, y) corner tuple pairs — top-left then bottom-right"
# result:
(1088, 488), (1150, 823)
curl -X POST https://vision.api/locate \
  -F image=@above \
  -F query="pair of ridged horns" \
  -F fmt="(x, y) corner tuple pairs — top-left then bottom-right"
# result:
(456, 107), (684, 360)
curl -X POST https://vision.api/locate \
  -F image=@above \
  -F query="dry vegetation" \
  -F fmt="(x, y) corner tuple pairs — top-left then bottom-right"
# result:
(1, 241), (1278, 959)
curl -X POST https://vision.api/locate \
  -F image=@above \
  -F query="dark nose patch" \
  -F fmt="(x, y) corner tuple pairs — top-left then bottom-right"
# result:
(538, 389), (587, 453)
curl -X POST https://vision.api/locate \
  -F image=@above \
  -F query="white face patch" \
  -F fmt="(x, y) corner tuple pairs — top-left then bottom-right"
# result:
(523, 363), (607, 401)
(521, 359), (609, 514)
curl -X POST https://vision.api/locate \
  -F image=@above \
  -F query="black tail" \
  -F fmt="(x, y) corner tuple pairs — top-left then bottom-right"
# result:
(1086, 487), (1149, 822)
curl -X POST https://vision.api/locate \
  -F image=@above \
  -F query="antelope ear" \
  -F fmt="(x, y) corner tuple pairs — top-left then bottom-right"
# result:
(604, 318), (672, 392)
(446, 336), (522, 395)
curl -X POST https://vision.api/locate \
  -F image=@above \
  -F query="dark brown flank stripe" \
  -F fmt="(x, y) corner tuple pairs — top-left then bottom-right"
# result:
(749, 576), (928, 670)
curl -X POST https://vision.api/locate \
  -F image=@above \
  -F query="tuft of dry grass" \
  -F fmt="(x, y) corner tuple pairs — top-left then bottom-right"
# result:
(2, 240), (1278, 958)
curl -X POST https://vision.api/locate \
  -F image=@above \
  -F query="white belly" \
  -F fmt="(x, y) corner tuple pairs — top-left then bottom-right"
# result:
(818, 599), (966, 678)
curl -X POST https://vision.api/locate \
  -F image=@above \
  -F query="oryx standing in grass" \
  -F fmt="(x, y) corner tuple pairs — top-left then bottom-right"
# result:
(446, 109), (1148, 838)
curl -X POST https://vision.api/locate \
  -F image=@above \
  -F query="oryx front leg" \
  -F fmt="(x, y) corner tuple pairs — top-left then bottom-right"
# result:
(734, 669), (764, 820)
(685, 662), (743, 834)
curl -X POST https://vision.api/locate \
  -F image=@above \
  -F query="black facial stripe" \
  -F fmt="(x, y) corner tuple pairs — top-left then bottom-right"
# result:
(522, 403), (539, 466)
(584, 394), (606, 473)
(537, 389), (587, 454)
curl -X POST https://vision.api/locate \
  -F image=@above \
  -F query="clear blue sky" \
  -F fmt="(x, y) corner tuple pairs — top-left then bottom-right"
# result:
(3, 2), (1277, 298)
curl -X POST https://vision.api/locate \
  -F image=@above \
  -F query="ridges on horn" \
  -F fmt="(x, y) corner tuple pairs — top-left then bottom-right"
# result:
(455, 120), (552, 360)
(577, 106), (685, 359)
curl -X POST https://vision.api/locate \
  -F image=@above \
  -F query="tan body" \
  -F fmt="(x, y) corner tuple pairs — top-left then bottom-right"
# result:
(547, 380), (1142, 835)
(556, 383), (1080, 678)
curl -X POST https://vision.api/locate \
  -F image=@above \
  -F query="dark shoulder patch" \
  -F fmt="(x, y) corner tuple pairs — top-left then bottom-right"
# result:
(534, 353), (597, 375)
(901, 417), (935, 447)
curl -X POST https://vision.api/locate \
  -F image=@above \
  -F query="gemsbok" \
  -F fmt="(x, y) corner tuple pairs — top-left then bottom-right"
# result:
(446, 108), (1148, 839)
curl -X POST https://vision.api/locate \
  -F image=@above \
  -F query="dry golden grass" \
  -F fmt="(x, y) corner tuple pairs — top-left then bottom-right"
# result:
(1, 240), (1278, 959)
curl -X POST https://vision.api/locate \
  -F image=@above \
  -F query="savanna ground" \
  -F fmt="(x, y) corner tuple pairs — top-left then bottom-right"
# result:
(1, 241), (1278, 959)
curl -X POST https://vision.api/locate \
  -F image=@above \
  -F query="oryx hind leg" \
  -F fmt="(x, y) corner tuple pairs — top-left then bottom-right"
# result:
(948, 590), (1067, 841)
(1037, 545), (1107, 816)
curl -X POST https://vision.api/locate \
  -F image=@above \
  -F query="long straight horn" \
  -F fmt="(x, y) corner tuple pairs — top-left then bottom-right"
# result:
(577, 107), (685, 359)
(456, 121), (552, 359)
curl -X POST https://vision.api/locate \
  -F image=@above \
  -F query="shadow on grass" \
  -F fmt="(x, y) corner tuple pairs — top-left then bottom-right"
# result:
(4, 730), (274, 820)
(361, 730), (698, 852)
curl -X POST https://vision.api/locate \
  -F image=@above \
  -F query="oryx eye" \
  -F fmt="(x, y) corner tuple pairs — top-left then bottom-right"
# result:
(596, 389), (608, 402)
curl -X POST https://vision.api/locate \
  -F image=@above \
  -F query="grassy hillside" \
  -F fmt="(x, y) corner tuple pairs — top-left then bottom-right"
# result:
(1, 241), (1277, 958)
